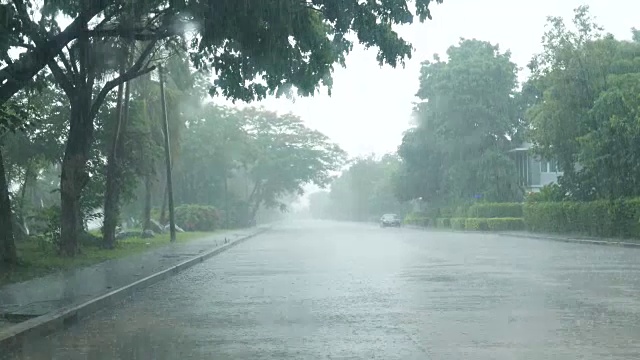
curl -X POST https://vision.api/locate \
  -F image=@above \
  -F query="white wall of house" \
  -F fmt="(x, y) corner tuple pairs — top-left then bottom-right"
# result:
(538, 159), (563, 189)
(511, 142), (563, 193)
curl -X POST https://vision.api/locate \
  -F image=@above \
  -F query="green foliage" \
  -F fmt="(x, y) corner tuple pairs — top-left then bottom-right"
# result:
(486, 218), (525, 231)
(1, 0), (445, 261)
(29, 205), (62, 249)
(174, 204), (220, 232)
(435, 218), (450, 228)
(1, 231), (211, 286)
(527, 6), (640, 200)
(464, 218), (488, 231)
(396, 39), (523, 204)
(403, 212), (430, 226)
(187, 0), (444, 101)
(523, 199), (640, 238)
(1, 0), (444, 106)
(525, 184), (567, 203)
(467, 203), (523, 218)
(450, 218), (466, 230)
(310, 154), (405, 222)
(173, 105), (346, 222)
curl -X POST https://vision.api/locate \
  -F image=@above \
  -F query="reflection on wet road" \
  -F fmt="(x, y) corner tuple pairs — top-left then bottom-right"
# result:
(12, 221), (640, 359)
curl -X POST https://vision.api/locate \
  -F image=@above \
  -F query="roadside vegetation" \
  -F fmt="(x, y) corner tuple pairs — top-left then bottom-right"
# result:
(0, 231), (209, 286)
(1, 1), (447, 275)
(309, 6), (640, 240)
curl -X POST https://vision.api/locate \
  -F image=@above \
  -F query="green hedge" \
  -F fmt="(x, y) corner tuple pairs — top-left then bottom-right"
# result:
(465, 218), (488, 231)
(403, 212), (431, 227)
(523, 199), (640, 238)
(436, 218), (451, 228)
(486, 218), (525, 231)
(467, 203), (523, 218)
(405, 213), (525, 232)
(175, 204), (220, 232)
(451, 218), (466, 230)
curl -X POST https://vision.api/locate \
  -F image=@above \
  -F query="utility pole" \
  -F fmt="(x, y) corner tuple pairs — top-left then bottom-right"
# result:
(159, 65), (176, 242)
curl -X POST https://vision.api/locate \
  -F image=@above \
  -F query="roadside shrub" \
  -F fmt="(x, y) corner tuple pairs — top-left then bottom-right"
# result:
(525, 184), (567, 203)
(524, 199), (640, 238)
(467, 203), (523, 218)
(403, 212), (431, 227)
(28, 205), (62, 250)
(438, 207), (455, 218)
(453, 205), (469, 218)
(174, 204), (220, 232)
(450, 218), (466, 230)
(436, 218), (451, 228)
(486, 218), (525, 231)
(465, 218), (489, 231)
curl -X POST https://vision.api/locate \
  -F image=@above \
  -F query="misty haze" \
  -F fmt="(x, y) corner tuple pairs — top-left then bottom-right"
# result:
(2, 0), (640, 359)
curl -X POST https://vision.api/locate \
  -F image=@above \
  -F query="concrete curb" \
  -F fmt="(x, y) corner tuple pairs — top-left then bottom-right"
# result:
(495, 232), (640, 248)
(0, 226), (270, 352)
(405, 225), (640, 248)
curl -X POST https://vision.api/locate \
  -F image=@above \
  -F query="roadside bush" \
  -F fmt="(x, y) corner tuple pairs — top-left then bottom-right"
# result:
(174, 204), (220, 232)
(438, 207), (455, 218)
(453, 206), (469, 218)
(525, 183), (567, 203)
(486, 218), (525, 231)
(524, 199), (640, 238)
(465, 218), (489, 231)
(436, 218), (451, 228)
(403, 212), (431, 227)
(467, 203), (523, 218)
(450, 218), (466, 230)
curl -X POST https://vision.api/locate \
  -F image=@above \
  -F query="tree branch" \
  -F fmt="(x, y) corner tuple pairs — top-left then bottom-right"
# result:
(56, 49), (77, 83)
(88, 26), (181, 41)
(46, 59), (74, 96)
(89, 40), (157, 121)
(0, 1), (112, 104)
(66, 44), (80, 77)
(8, 41), (36, 51)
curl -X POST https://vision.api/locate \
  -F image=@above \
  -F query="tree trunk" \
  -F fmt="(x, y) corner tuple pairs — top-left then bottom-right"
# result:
(59, 97), (94, 256)
(224, 174), (229, 228)
(143, 174), (153, 230)
(0, 148), (18, 265)
(160, 185), (168, 225)
(102, 64), (130, 248)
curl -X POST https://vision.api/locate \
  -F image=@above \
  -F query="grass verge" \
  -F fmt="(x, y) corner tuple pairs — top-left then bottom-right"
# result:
(0, 231), (214, 287)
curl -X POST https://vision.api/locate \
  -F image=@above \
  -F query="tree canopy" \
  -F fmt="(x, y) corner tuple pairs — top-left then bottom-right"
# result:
(396, 38), (523, 206)
(527, 5), (640, 200)
(0, 0), (445, 105)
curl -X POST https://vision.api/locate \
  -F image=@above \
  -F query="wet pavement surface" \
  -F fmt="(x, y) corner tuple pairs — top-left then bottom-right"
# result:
(0, 228), (261, 326)
(8, 221), (640, 359)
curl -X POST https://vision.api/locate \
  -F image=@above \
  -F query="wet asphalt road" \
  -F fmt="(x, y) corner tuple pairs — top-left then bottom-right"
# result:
(12, 221), (640, 359)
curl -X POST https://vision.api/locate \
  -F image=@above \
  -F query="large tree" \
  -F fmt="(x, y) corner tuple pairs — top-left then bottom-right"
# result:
(397, 38), (522, 205)
(238, 108), (347, 220)
(166, 105), (346, 225)
(527, 5), (640, 200)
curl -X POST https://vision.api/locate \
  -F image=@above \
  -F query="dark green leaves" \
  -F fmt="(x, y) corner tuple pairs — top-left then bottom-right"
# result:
(527, 6), (640, 200)
(186, 0), (443, 101)
(397, 38), (522, 204)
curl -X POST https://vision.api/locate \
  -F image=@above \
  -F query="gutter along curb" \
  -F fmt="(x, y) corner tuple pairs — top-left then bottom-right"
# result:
(405, 225), (640, 248)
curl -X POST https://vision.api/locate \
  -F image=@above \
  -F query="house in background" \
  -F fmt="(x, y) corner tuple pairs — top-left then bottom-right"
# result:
(509, 142), (563, 193)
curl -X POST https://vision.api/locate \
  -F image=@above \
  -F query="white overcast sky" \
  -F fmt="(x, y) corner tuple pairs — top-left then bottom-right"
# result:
(218, 0), (639, 159)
